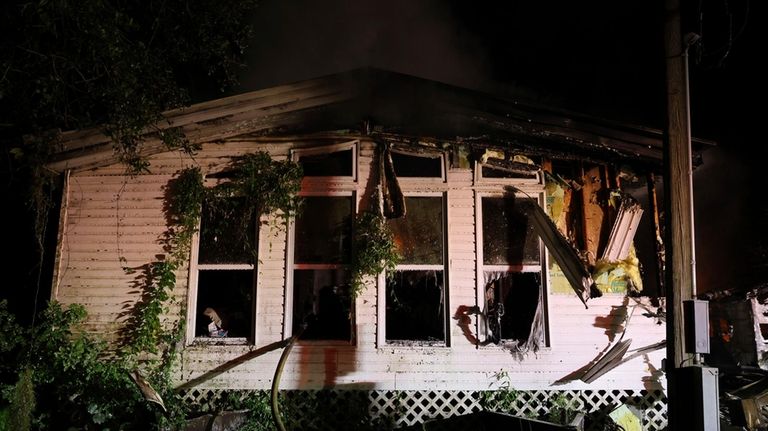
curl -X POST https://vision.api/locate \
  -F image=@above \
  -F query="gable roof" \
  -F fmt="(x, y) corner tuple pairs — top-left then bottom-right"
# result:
(46, 68), (713, 172)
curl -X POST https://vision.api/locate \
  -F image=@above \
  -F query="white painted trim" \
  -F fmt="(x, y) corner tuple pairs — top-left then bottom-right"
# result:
(290, 141), (359, 183)
(379, 192), (449, 347)
(473, 189), (483, 348)
(376, 271), (386, 348)
(474, 190), (549, 347)
(185, 217), (202, 345)
(186, 201), (260, 345)
(482, 264), (542, 273)
(196, 264), (253, 271)
(474, 162), (543, 186)
(390, 149), (447, 184)
(390, 264), (444, 271)
(284, 212), (296, 339)
(284, 191), (356, 342)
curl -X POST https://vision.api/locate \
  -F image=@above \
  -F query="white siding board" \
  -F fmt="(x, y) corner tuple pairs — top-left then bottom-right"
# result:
(54, 140), (665, 393)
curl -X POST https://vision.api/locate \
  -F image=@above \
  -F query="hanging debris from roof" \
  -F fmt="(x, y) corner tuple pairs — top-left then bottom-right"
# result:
(478, 149), (540, 177)
(522, 188), (598, 308)
(601, 193), (644, 261)
(378, 141), (406, 219)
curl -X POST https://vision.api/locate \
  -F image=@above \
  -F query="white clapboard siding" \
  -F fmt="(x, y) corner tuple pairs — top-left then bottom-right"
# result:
(52, 138), (666, 394)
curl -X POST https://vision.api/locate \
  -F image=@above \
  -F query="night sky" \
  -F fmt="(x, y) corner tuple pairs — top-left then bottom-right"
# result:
(236, 0), (766, 294)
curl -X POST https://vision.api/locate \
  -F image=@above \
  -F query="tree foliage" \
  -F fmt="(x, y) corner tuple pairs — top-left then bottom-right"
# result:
(0, 0), (260, 313)
(0, 0), (258, 138)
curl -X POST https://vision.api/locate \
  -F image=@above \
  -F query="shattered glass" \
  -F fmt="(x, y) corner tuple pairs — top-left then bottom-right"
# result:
(387, 196), (444, 264)
(482, 197), (540, 265)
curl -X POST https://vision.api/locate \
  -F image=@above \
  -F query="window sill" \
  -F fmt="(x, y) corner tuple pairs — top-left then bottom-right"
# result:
(190, 337), (250, 346)
(381, 340), (448, 348)
(294, 339), (355, 347)
(478, 342), (552, 352)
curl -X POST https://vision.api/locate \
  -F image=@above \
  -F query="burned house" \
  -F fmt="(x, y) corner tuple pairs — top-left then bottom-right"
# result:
(46, 69), (702, 428)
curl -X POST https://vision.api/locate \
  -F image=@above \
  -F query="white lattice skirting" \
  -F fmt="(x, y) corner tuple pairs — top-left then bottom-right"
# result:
(180, 388), (667, 430)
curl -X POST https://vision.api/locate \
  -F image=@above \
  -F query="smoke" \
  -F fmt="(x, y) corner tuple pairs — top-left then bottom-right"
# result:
(238, 0), (493, 92)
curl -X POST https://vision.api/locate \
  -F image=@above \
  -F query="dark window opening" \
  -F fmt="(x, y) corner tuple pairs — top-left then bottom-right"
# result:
(198, 198), (256, 264)
(292, 269), (351, 340)
(391, 152), (442, 178)
(482, 165), (537, 179)
(386, 270), (445, 342)
(484, 272), (540, 344)
(298, 148), (353, 177)
(196, 270), (253, 338)
(482, 197), (539, 265)
(292, 195), (354, 341)
(294, 196), (353, 264)
(385, 195), (446, 343)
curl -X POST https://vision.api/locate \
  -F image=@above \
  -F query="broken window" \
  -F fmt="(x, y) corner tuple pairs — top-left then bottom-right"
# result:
(391, 151), (444, 179)
(293, 142), (357, 180)
(290, 195), (354, 341)
(481, 165), (537, 180)
(475, 154), (541, 184)
(385, 195), (447, 344)
(190, 199), (257, 342)
(479, 195), (544, 347)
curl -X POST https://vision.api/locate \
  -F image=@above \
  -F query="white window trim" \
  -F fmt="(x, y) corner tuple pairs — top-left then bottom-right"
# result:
(390, 149), (447, 184)
(474, 161), (543, 186)
(291, 141), (359, 186)
(185, 217), (258, 346)
(284, 190), (357, 345)
(377, 191), (450, 348)
(474, 190), (550, 348)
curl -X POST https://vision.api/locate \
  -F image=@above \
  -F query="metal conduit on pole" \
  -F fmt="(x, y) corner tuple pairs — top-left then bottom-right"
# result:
(664, 0), (705, 428)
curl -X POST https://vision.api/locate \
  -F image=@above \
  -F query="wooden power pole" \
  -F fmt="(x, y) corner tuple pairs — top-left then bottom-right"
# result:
(664, 0), (699, 428)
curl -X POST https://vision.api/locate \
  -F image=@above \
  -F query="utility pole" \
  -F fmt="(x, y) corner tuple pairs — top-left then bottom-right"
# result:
(664, 0), (709, 429)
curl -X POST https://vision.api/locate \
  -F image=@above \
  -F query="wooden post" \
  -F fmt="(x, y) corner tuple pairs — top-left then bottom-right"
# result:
(664, 0), (698, 428)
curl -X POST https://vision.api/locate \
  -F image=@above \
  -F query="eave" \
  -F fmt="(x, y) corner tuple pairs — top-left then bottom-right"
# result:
(45, 68), (715, 173)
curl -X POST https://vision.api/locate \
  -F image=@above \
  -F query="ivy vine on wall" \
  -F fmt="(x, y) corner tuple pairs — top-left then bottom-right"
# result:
(350, 211), (401, 299)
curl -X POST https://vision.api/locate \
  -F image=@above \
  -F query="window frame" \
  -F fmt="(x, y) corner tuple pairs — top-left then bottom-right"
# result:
(474, 186), (551, 349)
(389, 149), (447, 184)
(474, 161), (543, 186)
(284, 190), (357, 344)
(185, 184), (259, 346)
(377, 190), (450, 348)
(285, 141), (359, 345)
(291, 141), (358, 186)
